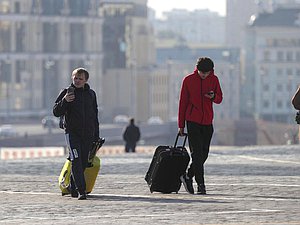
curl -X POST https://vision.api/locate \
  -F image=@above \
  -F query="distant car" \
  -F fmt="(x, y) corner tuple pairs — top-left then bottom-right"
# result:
(42, 116), (59, 128)
(0, 124), (18, 138)
(113, 115), (130, 124)
(147, 116), (164, 124)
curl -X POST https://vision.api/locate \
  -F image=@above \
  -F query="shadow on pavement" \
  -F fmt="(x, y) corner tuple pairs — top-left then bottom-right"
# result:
(87, 193), (230, 204)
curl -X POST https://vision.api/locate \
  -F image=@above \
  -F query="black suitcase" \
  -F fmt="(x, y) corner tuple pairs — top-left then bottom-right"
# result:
(145, 133), (190, 194)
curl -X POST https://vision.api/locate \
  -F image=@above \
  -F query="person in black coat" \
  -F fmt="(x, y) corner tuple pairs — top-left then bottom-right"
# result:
(122, 118), (140, 153)
(53, 68), (100, 200)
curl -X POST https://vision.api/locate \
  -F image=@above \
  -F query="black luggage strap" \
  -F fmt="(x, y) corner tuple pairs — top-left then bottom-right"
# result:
(174, 133), (188, 149)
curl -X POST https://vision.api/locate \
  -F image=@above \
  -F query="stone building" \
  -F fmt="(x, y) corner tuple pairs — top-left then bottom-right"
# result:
(0, 0), (103, 118)
(245, 6), (300, 123)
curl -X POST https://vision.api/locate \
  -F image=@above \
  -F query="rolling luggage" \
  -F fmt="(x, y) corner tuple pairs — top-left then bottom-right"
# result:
(59, 156), (101, 195)
(145, 133), (190, 194)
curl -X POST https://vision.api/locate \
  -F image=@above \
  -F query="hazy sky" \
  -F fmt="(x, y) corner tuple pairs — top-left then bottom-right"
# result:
(147, 0), (226, 18)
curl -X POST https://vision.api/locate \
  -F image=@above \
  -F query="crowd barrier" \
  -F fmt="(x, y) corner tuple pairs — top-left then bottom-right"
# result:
(0, 147), (65, 160)
(0, 145), (156, 160)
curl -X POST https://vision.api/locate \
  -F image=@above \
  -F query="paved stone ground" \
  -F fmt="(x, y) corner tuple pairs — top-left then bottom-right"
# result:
(0, 145), (300, 225)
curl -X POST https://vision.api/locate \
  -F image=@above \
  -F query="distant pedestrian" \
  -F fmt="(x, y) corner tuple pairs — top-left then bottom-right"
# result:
(178, 57), (223, 195)
(292, 86), (300, 110)
(123, 118), (140, 153)
(291, 86), (300, 143)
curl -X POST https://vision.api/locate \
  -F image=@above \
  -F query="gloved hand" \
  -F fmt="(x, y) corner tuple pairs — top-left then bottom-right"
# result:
(89, 137), (105, 161)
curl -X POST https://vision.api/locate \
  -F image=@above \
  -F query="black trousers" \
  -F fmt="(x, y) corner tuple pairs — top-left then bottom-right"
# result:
(125, 142), (136, 152)
(65, 133), (93, 194)
(186, 121), (213, 185)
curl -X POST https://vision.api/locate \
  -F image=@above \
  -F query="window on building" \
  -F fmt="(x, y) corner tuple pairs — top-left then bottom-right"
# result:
(0, 61), (11, 83)
(263, 51), (270, 61)
(69, 0), (90, 16)
(263, 100), (269, 108)
(16, 22), (25, 52)
(41, 0), (63, 15)
(286, 68), (293, 76)
(277, 100), (283, 108)
(277, 51), (284, 61)
(296, 52), (300, 62)
(286, 51), (293, 61)
(70, 23), (84, 53)
(0, 21), (11, 52)
(14, 2), (20, 13)
(43, 23), (58, 52)
(263, 84), (269, 91)
(15, 61), (25, 84)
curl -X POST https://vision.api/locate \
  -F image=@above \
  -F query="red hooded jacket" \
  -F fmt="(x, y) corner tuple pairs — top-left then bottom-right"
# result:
(178, 69), (223, 128)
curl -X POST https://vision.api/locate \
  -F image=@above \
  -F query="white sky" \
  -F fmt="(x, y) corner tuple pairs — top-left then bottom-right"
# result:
(147, 0), (226, 18)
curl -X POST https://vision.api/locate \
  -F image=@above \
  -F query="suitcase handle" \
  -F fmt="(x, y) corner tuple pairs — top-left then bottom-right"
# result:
(174, 133), (188, 148)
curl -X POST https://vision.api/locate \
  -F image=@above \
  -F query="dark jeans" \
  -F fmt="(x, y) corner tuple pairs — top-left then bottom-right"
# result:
(65, 133), (93, 194)
(186, 121), (213, 185)
(125, 142), (136, 153)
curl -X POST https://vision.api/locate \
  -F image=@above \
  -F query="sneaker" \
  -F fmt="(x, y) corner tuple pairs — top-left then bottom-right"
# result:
(180, 174), (194, 194)
(197, 184), (206, 195)
(78, 193), (87, 200)
(71, 190), (78, 198)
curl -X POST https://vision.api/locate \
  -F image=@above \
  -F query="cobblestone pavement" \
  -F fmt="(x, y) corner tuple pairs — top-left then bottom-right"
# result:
(0, 145), (300, 225)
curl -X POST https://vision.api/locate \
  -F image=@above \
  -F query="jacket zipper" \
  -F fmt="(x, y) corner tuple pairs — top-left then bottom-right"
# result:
(200, 78), (204, 124)
(82, 90), (85, 137)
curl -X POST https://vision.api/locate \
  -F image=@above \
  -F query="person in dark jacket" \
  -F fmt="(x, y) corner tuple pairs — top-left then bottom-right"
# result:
(292, 86), (300, 110)
(53, 68), (100, 200)
(178, 57), (223, 195)
(123, 118), (140, 153)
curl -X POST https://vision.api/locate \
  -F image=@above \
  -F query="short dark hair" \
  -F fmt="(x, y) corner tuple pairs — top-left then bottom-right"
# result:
(196, 57), (214, 72)
(129, 118), (134, 124)
(72, 67), (89, 80)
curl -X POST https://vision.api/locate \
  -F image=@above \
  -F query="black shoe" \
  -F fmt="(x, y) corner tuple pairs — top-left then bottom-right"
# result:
(62, 186), (72, 196)
(71, 190), (78, 198)
(180, 174), (194, 194)
(78, 193), (87, 200)
(197, 184), (206, 195)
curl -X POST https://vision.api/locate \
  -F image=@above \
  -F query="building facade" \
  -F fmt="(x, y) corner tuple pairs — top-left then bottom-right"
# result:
(245, 6), (300, 123)
(152, 9), (225, 47)
(0, 0), (103, 118)
(100, 0), (156, 122)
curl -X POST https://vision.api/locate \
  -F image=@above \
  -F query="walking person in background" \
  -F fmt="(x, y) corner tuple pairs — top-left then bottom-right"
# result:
(123, 118), (141, 153)
(292, 86), (300, 110)
(291, 86), (300, 143)
(53, 68), (100, 200)
(178, 57), (223, 195)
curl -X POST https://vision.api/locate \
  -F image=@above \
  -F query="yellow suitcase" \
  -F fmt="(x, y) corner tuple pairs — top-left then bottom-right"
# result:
(59, 156), (101, 195)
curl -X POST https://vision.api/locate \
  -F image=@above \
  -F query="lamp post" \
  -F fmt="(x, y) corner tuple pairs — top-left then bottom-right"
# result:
(130, 59), (136, 118)
(167, 59), (173, 121)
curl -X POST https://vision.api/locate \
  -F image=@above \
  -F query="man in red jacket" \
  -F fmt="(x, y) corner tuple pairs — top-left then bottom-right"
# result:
(178, 57), (223, 194)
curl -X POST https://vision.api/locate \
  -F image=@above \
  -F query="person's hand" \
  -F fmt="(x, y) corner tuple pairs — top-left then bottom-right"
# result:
(64, 92), (75, 102)
(204, 91), (215, 100)
(178, 128), (184, 136)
